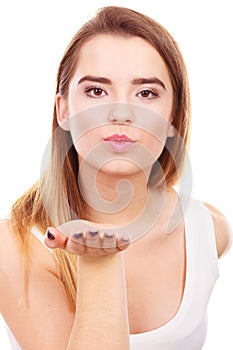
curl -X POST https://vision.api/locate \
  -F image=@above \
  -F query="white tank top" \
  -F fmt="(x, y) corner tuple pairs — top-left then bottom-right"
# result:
(2, 197), (219, 349)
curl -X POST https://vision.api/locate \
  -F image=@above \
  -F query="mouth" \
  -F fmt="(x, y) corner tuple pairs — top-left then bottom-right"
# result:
(103, 133), (136, 142)
(103, 133), (137, 153)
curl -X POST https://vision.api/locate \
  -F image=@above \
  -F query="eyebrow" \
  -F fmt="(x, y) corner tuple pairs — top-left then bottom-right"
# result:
(131, 77), (166, 91)
(78, 75), (112, 85)
(78, 75), (166, 90)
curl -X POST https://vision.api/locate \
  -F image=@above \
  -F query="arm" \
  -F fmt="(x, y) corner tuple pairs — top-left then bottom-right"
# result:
(0, 220), (130, 350)
(67, 254), (129, 350)
(45, 224), (131, 350)
(204, 202), (233, 258)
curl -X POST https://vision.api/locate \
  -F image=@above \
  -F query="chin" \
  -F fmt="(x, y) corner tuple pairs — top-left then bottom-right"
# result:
(100, 160), (142, 176)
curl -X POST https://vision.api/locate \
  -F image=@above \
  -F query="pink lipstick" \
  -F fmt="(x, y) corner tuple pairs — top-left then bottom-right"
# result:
(103, 133), (137, 153)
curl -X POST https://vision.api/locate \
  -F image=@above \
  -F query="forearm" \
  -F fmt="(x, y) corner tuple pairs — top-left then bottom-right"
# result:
(66, 254), (130, 350)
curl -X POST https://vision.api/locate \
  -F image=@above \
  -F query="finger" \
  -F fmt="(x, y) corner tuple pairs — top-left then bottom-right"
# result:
(44, 227), (68, 249)
(85, 228), (101, 253)
(101, 232), (117, 253)
(117, 234), (131, 251)
(66, 232), (86, 255)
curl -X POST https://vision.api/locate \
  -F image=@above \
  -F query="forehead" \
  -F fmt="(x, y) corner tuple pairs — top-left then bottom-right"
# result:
(75, 35), (171, 87)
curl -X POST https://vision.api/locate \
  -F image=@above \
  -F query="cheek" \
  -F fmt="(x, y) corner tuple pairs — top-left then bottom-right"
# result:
(139, 109), (172, 158)
(142, 133), (166, 161)
(152, 94), (173, 127)
(68, 86), (105, 117)
(73, 130), (100, 158)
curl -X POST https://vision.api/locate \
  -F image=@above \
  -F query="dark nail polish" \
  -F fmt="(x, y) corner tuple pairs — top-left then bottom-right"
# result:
(74, 233), (82, 239)
(89, 229), (98, 237)
(106, 233), (114, 239)
(47, 230), (55, 240)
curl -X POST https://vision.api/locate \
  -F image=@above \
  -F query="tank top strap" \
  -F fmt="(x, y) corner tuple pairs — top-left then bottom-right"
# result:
(183, 197), (219, 282)
(31, 226), (53, 254)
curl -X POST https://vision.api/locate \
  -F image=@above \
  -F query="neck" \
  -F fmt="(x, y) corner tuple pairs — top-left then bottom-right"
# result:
(78, 161), (154, 225)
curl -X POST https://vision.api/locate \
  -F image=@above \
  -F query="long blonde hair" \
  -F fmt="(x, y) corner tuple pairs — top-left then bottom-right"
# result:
(11, 6), (191, 311)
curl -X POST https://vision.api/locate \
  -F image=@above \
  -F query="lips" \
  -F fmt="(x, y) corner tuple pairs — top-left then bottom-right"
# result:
(104, 133), (136, 142)
(103, 133), (137, 153)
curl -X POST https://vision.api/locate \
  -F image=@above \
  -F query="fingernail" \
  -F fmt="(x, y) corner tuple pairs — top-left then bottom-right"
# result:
(74, 232), (82, 239)
(47, 230), (55, 240)
(122, 234), (130, 242)
(89, 229), (98, 237)
(106, 233), (114, 238)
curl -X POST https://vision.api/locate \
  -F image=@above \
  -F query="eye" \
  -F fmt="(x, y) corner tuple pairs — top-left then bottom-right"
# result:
(85, 86), (107, 97)
(137, 89), (159, 99)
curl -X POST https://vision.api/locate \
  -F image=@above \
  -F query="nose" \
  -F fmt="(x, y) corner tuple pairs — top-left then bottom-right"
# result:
(108, 103), (135, 123)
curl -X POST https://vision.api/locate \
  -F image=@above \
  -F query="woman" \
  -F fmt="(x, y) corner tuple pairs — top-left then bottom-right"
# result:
(0, 6), (231, 350)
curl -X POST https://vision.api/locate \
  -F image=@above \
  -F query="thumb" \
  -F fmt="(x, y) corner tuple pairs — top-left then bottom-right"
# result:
(44, 227), (68, 249)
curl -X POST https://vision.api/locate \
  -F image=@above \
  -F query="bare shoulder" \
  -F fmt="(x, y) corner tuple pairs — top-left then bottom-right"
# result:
(0, 219), (73, 349)
(203, 202), (233, 258)
(0, 218), (24, 320)
(0, 218), (23, 273)
(0, 218), (60, 288)
(0, 219), (24, 303)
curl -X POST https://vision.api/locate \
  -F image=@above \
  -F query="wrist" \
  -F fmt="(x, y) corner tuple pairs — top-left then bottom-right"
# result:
(78, 252), (123, 265)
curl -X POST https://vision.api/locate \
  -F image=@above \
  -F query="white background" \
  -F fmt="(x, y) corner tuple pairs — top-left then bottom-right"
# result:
(0, 0), (232, 348)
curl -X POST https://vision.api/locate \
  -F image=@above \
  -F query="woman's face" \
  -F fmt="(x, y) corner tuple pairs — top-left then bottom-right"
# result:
(57, 35), (174, 175)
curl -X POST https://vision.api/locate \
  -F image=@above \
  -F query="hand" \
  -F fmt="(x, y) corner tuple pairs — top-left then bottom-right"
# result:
(44, 219), (130, 258)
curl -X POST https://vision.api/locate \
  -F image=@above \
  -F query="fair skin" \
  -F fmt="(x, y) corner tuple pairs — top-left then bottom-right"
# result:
(0, 35), (232, 350)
